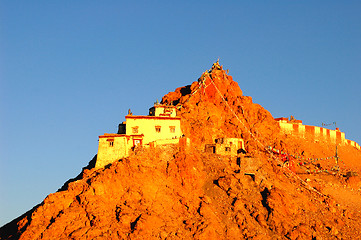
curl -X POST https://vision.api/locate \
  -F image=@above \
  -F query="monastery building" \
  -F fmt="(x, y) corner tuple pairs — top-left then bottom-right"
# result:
(96, 103), (184, 168)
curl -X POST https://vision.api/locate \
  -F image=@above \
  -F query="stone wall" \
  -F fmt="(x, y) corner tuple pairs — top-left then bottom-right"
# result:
(275, 118), (360, 150)
(96, 134), (133, 168)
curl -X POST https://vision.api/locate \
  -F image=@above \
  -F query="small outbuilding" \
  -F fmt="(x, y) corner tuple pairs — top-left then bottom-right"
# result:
(205, 137), (245, 156)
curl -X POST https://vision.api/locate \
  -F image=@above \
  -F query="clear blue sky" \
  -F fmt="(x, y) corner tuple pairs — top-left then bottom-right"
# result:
(1, 1), (360, 226)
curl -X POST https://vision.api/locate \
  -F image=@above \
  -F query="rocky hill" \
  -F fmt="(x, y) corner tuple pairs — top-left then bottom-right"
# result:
(1, 62), (361, 239)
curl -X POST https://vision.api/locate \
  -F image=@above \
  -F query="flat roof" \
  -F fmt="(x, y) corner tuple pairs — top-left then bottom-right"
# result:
(99, 133), (144, 138)
(126, 115), (180, 120)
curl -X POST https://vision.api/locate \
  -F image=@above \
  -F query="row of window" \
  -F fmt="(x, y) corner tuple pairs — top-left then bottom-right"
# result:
(108, 126), (177, 147)
(132, 126), (176, 134)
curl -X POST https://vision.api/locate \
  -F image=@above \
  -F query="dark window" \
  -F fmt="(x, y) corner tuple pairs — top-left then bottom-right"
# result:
(155, 126), (161, 133)
(205, 145), (216, 154)
(109, 141), (114, 147)
(225, 147), (231, 152)
(132, 126), (139, 134)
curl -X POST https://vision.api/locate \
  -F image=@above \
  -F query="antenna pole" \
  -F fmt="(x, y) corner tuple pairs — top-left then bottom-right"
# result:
(322, 121), (339, 171)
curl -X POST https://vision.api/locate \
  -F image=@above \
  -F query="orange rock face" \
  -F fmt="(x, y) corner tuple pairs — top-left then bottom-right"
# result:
(161, 61), (280, 153)
(1, 62), (361, 239)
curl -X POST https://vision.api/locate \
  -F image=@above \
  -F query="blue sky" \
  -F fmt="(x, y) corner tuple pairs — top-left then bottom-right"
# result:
(1, 1), (360, 226)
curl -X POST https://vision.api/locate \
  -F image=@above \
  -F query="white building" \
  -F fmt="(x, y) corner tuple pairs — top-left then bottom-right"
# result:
(96, 103), (185, 168)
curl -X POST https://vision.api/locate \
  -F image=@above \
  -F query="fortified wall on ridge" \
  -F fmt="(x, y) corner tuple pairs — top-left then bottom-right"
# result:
(275, 116), (360, 150)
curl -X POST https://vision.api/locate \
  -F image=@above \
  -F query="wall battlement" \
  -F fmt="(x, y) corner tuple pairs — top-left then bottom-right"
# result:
(275, 117), (360, 150)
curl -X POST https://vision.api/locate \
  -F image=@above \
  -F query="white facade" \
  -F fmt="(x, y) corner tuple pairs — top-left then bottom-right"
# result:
(96, 104), (184, 168)
(125, 115), (182, 145)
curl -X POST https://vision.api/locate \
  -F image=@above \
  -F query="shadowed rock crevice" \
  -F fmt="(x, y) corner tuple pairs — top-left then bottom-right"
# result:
(130, 214), (142, 232)
(260, 187), (272, 219)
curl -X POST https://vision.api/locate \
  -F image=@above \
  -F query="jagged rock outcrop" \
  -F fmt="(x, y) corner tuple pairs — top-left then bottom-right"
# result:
(1, 62), (361, 239)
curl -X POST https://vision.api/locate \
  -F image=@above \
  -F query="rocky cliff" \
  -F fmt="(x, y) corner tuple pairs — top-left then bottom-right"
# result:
(1, 62), (361, 239)
(161, 61), (280, 153)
